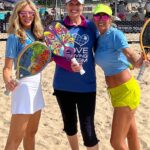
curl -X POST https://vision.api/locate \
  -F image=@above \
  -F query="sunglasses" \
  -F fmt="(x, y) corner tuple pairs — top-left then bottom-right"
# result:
(93, 14), (110, 22)
(19, 11), (35, 17)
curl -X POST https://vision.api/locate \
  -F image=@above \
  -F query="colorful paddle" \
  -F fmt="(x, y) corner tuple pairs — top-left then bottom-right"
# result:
(44, 22), (85, 75)
(5, 41), (51, 95)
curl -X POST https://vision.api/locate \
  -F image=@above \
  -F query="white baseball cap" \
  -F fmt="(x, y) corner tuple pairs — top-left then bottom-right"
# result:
(65, 0), (84, 4)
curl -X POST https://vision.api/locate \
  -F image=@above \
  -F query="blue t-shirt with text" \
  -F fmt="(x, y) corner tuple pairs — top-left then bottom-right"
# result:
(53, 20), (99, 92)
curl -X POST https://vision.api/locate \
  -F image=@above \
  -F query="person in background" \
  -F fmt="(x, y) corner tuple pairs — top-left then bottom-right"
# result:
(0, 1), (4, 10)
(5, 12), (11, 22)
(117, 1), (126, 20)
(93, 3), (148, 150)
(43, 11), (54, 27)
(52, 0), (99, 149)
(3, 0), (44, 149)
(110, 2), (115, 15)
(131, 12), (141, 21)
(144, 0), (150, 19)
(61, 14), (64, 20)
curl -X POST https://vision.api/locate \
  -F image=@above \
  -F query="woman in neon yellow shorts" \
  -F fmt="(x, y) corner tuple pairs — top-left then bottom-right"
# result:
(93, 4), (150, 150)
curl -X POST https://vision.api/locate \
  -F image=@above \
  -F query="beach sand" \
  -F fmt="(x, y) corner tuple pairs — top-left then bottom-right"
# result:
(0, 33), (150, 150)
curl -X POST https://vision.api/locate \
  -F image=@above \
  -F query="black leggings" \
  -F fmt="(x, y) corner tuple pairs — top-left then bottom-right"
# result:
(53, 90), (99, 147)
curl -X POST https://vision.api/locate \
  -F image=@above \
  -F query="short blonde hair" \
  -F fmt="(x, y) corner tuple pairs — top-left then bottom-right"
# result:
(7, 0), (43, 43)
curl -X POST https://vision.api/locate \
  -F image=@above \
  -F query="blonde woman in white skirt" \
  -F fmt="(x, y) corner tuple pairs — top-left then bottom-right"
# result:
(3, 0), (45, 149)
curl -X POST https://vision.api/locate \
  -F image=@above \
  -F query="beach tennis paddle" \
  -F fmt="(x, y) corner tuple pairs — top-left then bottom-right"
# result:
(4, 41), (51, 95)
(44, 22), (85, 75)
(137, 19), (150, 80)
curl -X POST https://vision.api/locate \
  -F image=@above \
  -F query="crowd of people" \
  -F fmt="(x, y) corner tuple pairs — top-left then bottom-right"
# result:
(2, 0), (150, 150)
(110, 0), (150, 21)
(0, 0), (14, 11)
(1, 0), (150, 33)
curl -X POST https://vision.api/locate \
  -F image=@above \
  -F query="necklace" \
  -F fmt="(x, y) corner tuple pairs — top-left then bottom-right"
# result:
(26, 30), (35, 42)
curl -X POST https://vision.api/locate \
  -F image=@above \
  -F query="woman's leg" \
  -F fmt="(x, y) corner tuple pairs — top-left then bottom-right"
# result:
(4, 114), (31, 150)
(127, 117), (140, 150)
(23, 110), (41, 150)
(67, 134), (79, 150)
(87, 144), (99, 150)
(110, 107), (135, 150)
(77, 92), (99, 150)
(55, 91), (79, 150)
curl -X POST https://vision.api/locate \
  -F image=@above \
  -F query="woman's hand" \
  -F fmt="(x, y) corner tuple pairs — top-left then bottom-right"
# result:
(146, 52), (150, 62)
(136, 52), (150, 68)
(71, 61), (83, 72)
(5, 79), (18, 92)
(134, 54), (144, 68)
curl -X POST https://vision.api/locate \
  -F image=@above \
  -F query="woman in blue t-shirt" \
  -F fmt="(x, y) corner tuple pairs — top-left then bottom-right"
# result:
(93, 4), (150, 150)
(53, 0), (99, 149)
(3, 0), (44, 149)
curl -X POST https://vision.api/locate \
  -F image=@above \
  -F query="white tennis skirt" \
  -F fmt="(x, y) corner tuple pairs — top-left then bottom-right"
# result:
(11, 73), (45, 114)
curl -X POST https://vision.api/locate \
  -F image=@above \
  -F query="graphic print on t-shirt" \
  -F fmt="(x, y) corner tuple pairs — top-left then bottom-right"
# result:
(72, 33), (89, 64)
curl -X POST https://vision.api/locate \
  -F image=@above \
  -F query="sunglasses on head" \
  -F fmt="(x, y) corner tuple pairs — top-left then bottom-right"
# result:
(93, 13), (110, 22)
(19, 11), (35, 17)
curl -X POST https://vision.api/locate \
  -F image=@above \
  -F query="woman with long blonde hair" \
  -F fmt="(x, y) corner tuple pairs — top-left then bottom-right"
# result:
(3, 0), (44, 149)
(7, 0), (43, 42)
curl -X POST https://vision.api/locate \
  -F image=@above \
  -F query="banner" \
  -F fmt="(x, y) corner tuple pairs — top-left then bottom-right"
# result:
(115, 21), (145, 33)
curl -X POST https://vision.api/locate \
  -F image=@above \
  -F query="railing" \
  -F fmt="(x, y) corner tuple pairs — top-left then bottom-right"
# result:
(1, 20), (144, 43)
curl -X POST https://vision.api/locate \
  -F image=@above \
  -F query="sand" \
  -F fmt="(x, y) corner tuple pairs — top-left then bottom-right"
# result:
(0, 33), (150, 150)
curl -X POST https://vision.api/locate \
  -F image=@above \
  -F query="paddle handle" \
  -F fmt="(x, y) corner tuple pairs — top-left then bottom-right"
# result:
(4, 80), (19, 96)
(137, 61), (147, 81)
(71, 58), (85, 75)
(4, 90), (10, 96)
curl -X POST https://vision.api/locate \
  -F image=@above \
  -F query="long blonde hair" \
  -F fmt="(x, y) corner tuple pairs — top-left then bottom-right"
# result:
(7, 0), (43, 43)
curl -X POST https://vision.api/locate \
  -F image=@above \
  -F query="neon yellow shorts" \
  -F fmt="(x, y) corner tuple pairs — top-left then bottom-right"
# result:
(107, 77), (140, 110)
